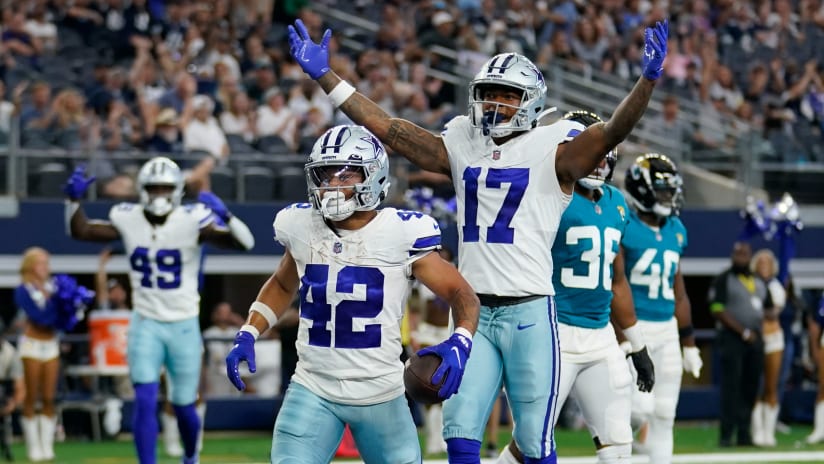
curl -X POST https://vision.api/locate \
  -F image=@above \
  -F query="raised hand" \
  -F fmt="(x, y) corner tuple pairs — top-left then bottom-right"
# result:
(226, 331), (256, 391)
(63, 165), (96, 200)
(682, 346), (702, 379)
(642, 20), (668, 81)
(287, 19), (332, 80)
(416, 332), (472, 400)
(630, 346), (655, 392)
(198, 191), (231, 223)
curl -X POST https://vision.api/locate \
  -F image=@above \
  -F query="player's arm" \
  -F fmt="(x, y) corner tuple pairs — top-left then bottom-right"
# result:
(63, 166), (121, 241)
(610, 247), (655, 392)
(198, 192), (255, 251)
(556, 21), (667, 187)
(673, 267), (695, 347)
(226, 249), (300, 391)
(808, 314), (822, 365)
(411, 251), (479, 336)
(288, 20), (450, 175)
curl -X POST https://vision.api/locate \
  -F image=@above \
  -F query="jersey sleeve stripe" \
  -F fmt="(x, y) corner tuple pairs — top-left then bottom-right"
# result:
(411, 235), (441, 250)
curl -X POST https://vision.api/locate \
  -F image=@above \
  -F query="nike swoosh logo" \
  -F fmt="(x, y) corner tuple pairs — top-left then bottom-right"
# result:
(451, 346), (462, 369)
(517, 323), (536, 330)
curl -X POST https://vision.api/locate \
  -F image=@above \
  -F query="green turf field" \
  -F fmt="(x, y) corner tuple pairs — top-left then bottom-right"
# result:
(7, 422), (824, 463)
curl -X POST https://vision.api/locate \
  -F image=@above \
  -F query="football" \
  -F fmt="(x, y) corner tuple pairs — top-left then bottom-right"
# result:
(403, 353), (445, 405)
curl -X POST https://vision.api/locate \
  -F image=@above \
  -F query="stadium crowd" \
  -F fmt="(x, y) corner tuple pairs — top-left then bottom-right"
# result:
(0, 0), (822, 200)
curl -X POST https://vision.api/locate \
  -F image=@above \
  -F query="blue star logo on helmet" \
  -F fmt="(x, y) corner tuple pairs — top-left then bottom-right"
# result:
(360, 135), (384, 157)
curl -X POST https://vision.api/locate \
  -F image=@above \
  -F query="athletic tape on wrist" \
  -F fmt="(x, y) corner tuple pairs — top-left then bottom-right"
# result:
(240, 324), (260, 340)
(249, 301), (278, 328)
(622, 324), (645, 353)
(454, 327), (473, 342)
(328, 81), (356, 108)
(678, 325), (695, 339)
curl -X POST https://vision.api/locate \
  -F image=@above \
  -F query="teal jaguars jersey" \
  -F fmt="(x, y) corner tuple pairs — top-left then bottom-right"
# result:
(621, 210), (688, 321)
(552, 184), (629, 329)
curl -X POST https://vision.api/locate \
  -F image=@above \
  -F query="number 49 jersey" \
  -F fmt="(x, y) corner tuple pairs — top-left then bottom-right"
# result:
(109, 203), (215, 322)
(274, 204), (442, 405)
(621, 210), (688, 322)
(552, 184), (629, 329)
(442, 116), (578, 296)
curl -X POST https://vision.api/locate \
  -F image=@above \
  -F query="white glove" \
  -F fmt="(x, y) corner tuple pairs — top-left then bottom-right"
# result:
(619, 341), (633, 356)
(682, 346), (702, 378)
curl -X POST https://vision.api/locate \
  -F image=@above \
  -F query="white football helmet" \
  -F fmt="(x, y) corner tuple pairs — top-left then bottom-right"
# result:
(137, 156), (184, 217)
(468, 53), (547, 138)
(561, 110), (617, 190)
(305, 125), (391, 221)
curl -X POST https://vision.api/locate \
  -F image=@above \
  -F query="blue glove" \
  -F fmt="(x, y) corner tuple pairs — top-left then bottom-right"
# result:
(416, 332), (472, 400)
(642, 20), (668, 81)
(63, 165), (96, 200)
(226, 331), (256, 391)
(198, 191), (231, 223)
(287, 19), (332, 79)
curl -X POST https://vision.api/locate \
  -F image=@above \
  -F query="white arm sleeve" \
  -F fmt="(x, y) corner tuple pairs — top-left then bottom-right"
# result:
(227, 216), (255, 250)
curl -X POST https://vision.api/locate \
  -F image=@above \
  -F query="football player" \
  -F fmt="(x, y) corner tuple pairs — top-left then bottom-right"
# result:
(287, 17), (668, 463)
(225, 125), (480, 464)
(619, 153), (700, 464)
(496, 111), (655, 464)
(63, 157), (255, 464)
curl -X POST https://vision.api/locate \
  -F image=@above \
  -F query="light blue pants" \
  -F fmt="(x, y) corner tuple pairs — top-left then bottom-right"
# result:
(443, 296), (560, 459)
(271, 382), (421, 464)
(127, 312), (203, 405)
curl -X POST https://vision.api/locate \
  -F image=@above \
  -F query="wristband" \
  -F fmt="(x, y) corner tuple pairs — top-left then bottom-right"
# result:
(454, 327), (473, 342)
(240, 324), (260, 339)
(328, 81), (356, 108)
(249, 301), (278, 328)
(678, 325), (695, 339)
(64, 200), (79, 235)
(741, 328), (752, 341)
(622, 324), (645, 353)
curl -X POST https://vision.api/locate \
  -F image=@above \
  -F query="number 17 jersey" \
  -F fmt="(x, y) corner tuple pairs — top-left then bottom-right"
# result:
(442, 116), (578, 296)
(621, 210), (688, 322)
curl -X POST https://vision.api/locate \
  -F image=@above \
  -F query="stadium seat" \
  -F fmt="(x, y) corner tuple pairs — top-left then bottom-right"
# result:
(276, 167), (308, 203)
(225, 134), (258, 154)
(28, 162), (68, 198)
(210, 166), (236, 201)
(242, 166), (276, 202)
(256, 135), (290, 155)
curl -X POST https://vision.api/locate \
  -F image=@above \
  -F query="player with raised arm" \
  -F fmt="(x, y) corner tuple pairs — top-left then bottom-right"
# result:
(496, 111), (655, 464)
(225, 125), (480, 464)
(619, 153), (700, 464)
(287, 17), (668, 463)
(63, 157), (255, 464)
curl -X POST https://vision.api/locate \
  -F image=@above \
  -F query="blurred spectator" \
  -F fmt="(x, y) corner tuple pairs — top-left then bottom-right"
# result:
(288, 79), (333, 128)
(202, 302), (244, 398)
(143, 107), (182, 154)
(570, 17), (608, 69)
(806, 295), (824, 444)
(94, 247), (130, 311)
(0, 80), (26, 141)
(0, 339), (24, 460)
(183, 95), (229, 161)
(24, 2), (58, 55)
(63, 0), (105, 46)
(244, 63), (277, 104)
(709, 242), (769, 447)
(17, 82), (54, 136)
(255, 87), (297, 151)
(2, 11), (41, 70)
(644, 94), (693, 163)
(692, 87), (732, 157)
(296, 106), (330, 153)
(219, 91), (257, 144)
(417, 11), (459, 72)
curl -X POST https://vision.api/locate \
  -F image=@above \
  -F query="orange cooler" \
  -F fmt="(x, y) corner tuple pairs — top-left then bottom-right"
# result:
(88, 310), (131, 367)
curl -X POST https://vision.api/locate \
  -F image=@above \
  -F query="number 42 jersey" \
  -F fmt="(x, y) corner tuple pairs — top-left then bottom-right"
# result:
(621, 210), (688, 322)
(274, 204), (442, 405)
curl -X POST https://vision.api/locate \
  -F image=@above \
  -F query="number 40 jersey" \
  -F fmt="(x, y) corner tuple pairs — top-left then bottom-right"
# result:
(621, 210), (688, 322)
(274, 204), (442, 405)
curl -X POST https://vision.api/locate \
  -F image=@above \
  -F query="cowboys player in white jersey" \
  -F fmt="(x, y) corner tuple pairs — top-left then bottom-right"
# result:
(287, 17), (669, 463)
(63, 157), (255, 464)
(225, 125), (480, 464)
(619, 153), (700, 464)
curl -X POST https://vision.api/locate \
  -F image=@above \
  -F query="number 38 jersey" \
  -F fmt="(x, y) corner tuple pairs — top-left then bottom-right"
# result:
(442, 116), (576, 297)
(621, 210), (688, 322)
(109, 203), (215, 322)
(552, 184), (629, 329)
(274, 204), (442, 405)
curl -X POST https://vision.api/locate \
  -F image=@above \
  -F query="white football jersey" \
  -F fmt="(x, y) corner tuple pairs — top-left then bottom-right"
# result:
(442, 115), (577, 296)
(274, 204), (441, 405)
(109, 203), (215, 322)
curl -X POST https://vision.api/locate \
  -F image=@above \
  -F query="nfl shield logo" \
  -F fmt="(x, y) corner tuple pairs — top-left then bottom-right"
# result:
(333, 242), (343, 254)
(492, 150), (501, 160)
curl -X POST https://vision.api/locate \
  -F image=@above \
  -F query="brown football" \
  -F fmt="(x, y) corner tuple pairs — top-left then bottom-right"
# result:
(403, 353), (445, 405)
